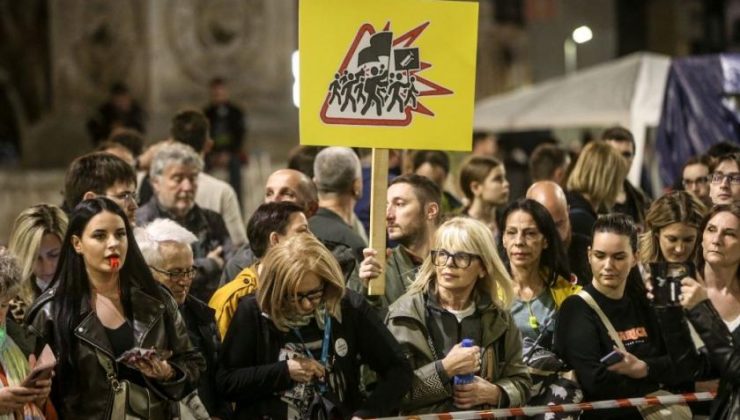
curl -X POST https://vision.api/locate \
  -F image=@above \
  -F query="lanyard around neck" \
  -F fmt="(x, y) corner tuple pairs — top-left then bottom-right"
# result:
(291, 313), (332, 392)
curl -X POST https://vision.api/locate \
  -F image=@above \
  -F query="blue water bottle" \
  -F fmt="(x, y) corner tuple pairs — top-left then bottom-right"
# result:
(453, 338), (475, 385)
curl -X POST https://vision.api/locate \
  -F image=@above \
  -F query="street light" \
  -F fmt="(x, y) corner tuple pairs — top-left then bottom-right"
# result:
(564, 25), (592, 75)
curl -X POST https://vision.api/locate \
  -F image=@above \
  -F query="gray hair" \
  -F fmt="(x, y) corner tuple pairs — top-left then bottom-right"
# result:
(134, 218), (197, 267)
(0, 249), (22, 300)
(313, 147), (361, 194)
(149, 142), (203, 181)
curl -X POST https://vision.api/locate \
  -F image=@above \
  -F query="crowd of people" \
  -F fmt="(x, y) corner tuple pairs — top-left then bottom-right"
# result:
(1, 101), (740, 420)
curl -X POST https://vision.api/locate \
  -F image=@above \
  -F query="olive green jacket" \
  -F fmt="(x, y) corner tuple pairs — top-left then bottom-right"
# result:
(385, 291), (532, 414)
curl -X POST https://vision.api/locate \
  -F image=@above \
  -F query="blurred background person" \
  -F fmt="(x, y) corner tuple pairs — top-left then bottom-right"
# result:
(87, 82), (146, 146)
(566, 140), (628, 237)
(459, 155), (510, 238)
(529, 143), (570, 187)
(602, 126), (651, 229)
(680, 155), (712, 206)
(639, 191), (706, 265)
(413, 150), (463, 216)
(203, 77), (247, 207)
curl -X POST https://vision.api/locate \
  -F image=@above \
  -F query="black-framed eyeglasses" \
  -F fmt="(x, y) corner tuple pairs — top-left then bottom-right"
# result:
(149, 265), (197, 281)
(711, 172), (740, 185)
(288, 285), (325, 304)
(430, 249), (478, 269)
(682, 176), (708, 187)
(107, 191), (139, 203)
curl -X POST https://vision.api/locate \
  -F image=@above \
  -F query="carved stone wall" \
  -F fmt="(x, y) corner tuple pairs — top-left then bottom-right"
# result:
(21, 0), (298, 168)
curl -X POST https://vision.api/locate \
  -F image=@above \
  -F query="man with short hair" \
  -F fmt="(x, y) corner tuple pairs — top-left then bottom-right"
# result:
(136, 142), (233, 302)
(63, 152), (138, 225)
(413, 150), (463, 215)
(602, 126), (651, 229)
(209, 201), (309, 338)
(529, 143), (570, 186)
(526, 181), (591, 285)
(139, 110), (247, 246)
(681, 155), (712, 206)
(708, 152), (740, 205)
(219, 168), (319, 284)
(310, 147), (367, 261)
(351, 174), (441, 311)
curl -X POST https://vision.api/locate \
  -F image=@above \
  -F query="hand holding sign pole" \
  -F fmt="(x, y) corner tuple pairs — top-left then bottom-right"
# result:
(300, 0), (478, 297)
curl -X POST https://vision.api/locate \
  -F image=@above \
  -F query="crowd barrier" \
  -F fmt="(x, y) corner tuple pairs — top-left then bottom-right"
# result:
(370, 391), (716, 419)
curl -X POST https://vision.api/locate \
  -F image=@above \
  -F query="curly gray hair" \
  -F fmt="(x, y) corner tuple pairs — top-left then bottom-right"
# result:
(0, 249), (22, 300)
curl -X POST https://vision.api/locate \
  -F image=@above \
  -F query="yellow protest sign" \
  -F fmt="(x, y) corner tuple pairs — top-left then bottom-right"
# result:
(299, 0), (478, 151)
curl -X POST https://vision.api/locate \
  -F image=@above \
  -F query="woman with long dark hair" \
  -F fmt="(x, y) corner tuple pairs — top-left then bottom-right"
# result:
(27, 198), (204, 419)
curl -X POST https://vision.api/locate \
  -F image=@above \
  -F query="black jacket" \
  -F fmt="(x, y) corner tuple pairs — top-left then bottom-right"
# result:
(26, 284), (206, 420)
(216, 289), (412, 419)
(180, 295), (232, 419)
(136, 198), (234, 302)
(686, 300), (740, 420)
(566, 191), (597, 238)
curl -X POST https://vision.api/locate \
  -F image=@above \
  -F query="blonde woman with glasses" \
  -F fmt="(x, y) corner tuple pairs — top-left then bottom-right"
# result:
(217, 234), (411, 419)
(385, 217), (531, 415)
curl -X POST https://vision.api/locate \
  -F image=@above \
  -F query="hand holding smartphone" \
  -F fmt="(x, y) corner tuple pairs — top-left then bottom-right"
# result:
(22, 344), (56, 388)
(600, 349), (624, 366)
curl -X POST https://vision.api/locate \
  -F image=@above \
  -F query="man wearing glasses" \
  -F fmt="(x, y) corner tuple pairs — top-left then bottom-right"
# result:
(709, 153), (740, 205)
(62, 151), (139, 225)
(681, 155), (712, 206)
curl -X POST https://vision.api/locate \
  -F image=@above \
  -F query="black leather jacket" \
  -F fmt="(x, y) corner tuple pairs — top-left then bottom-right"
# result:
(686, 301), (740, 420)
(26, 284), (206, 419)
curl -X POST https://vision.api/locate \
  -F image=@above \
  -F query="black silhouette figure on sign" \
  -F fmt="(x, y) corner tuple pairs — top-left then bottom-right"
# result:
(361, 66), (389, 116)
(386, 73), (410, 113)
(329, 73), (342, 106)
(340, 73), (361, 112)
(405, 76), (419, 109)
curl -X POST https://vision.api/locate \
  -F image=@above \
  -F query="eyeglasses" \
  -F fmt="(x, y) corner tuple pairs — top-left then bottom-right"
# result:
(149, 265), (197, 281)
(711, 172), (740, 185)
(682, 176), (708, 187)
(288, 285), (325, 304)
(430, 249), (478, 269)
(107, 191), (139, 203)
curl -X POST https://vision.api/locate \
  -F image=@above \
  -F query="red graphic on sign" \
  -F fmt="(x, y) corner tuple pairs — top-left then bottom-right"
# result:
(320, 22), (453, 127)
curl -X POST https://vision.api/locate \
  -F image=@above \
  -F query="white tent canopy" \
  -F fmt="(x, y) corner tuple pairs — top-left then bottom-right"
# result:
(474, 52), (671, 184)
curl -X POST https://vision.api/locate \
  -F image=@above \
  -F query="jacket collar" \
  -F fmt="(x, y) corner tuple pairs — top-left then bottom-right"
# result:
(74, 285), (165, 358)
(387, 286), (511, 349)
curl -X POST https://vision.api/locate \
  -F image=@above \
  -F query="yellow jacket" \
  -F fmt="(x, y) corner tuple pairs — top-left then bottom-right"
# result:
(208, 265), (259, 339)
(549, 275), (581, 308)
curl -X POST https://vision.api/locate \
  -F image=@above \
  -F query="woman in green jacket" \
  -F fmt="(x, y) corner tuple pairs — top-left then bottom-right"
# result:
(385, 217), (531, 415)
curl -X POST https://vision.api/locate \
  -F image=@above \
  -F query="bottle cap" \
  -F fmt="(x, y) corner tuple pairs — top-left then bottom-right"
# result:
(461, 338), (474, 347)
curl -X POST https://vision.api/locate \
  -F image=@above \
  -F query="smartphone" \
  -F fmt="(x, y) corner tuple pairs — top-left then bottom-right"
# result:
(649, 262), (695, 307)
(600, 349), (624, 366)
(21, 361), (56, 387)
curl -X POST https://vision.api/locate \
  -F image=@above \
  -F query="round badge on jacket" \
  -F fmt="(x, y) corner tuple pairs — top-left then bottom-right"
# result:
(334, 338), (348, 357)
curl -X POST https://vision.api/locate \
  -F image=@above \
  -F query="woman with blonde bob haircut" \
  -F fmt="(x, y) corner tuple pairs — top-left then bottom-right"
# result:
(8, 204), (68, 321)
(217, 234), (411, 419)
(639, 191), (706, 264)
(566, 140), (629, 237)
(386, 217), (530, 415)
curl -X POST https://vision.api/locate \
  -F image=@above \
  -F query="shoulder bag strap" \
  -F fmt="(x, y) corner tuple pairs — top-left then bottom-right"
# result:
(94, 348), (123, 392)
(577, 290), (626, 352)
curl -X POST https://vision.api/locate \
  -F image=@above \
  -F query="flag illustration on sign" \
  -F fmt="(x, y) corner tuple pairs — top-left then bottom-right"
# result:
(320, 22), (453, 126)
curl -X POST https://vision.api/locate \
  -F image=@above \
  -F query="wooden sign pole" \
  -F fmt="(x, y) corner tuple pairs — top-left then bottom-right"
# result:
(367, 148), (388, 296)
